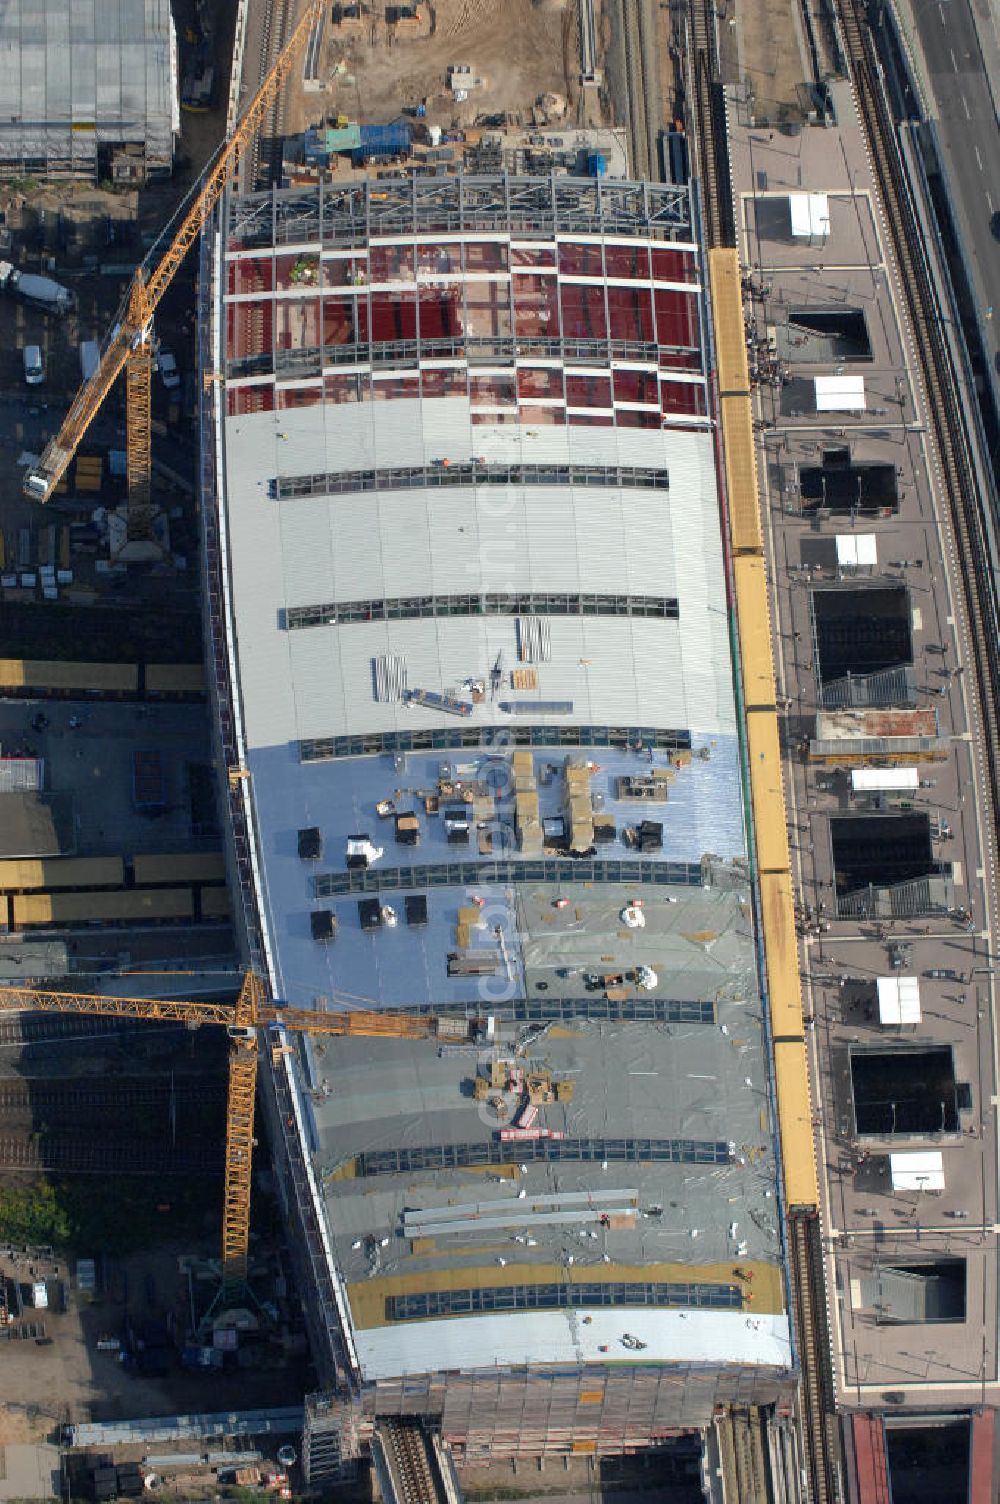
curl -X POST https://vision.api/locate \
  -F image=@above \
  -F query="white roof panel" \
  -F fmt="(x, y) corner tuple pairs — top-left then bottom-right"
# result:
(876, 975), (921, 1024)
(851, 768), (919, 792)
(789, 192), (830, 238)
(815, 375), (866, 412)
(224, 408), (737, 746)
(836, 534), (877, 566)
(890, 1150), (943, 1189)
(353, 1308), (792, 1380)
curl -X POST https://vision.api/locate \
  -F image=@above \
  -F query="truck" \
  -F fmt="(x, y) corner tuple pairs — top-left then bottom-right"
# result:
(0, 260), (72, 316)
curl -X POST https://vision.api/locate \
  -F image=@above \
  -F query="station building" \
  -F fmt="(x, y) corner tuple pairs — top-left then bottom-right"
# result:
(199, 175), (796, 1470)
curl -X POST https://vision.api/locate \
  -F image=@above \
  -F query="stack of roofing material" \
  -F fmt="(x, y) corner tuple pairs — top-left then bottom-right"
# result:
(564, 762), (594, 852)
(513, 751), (542, 855)
(455, 903), (484, 949)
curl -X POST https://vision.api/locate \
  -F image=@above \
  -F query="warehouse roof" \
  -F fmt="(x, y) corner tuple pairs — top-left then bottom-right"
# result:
(0, 0), (177, 170)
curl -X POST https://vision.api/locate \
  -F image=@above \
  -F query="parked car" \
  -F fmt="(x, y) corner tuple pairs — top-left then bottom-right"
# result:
(22, 344), (44, 385)
(157, 349), (180, 390)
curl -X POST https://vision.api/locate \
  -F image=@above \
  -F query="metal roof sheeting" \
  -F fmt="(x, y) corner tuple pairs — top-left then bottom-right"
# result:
(352, 1308), (792, 1380)
(890, 1151), (944, 1190)
(0, 0), (177, 170)
(851, 767), (919, 792)
(788, 192), (830, 239)
(836, 534), (877, 568)
(814, 375), (866, 412)
(225, 405), (737, 749)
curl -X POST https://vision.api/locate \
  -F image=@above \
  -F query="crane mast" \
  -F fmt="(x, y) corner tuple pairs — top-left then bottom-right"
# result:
(0, 975), (458, 1299)
(23, 0), (324, 525)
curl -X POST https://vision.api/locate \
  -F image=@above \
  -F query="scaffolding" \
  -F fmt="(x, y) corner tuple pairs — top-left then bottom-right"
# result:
(226, 176), (694, 252)
(0, 0), (177, 181)
(306, 1365), (797, 1464)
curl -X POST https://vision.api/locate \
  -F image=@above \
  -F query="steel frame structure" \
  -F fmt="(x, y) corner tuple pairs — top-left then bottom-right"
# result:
(226, 175), (695, 252)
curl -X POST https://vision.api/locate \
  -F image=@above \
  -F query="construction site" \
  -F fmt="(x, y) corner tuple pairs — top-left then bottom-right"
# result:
(0, 0), (997, 1501)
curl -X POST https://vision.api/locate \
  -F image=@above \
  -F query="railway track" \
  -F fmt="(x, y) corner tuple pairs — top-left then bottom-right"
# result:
(688, 0), (724, 245)
(789, 1211), (838, 1504)
(249, 0), (294, 188)
(578, 0), (598, 80)
(619, 0), (661, 182)
(378, 1420), (442, 1504)
(718, 1408), (772, 1503)
(837, 0), (1000, 878)
(0, 1079), (225, 1117)
(0, 1133), (222, 1175)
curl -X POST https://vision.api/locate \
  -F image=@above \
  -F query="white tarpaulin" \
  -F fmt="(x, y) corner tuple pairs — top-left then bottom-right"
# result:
(890, 1150), (943, 1190)
(836, 534), (877, 568)
(815, 375), (866, 412)
(877, 975), (921, 1024)
(789, 192), (831, 238)
(852, 768), (919, 793)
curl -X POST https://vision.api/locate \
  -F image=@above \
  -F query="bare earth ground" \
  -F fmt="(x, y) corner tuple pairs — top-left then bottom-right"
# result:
(734, 0), (813, 124)
(0, 1241), (311, 1434)
(284, 0), (579, 137)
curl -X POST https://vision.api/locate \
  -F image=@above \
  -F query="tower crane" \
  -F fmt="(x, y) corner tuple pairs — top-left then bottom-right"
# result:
(23, 0), (325, 548)
(0, 973), (470, 1301)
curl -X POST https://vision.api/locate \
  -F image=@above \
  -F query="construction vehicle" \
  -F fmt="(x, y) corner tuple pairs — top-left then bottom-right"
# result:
(23, 0), (325, 554)
(0, 260), (73, 317)
(0, 975), (479, 1302)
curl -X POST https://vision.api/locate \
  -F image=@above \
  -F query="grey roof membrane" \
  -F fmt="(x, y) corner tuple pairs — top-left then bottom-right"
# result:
(300, 881), (779, 1287)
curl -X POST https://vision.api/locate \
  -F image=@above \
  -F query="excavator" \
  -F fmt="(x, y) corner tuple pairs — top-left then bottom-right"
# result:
(0, 972), (476, 1301)
(23, 0), (326, 552)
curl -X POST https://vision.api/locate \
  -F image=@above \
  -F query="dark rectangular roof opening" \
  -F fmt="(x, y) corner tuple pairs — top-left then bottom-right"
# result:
(799, 460), (898, 514)
(831, 812), (944, 893)
(812, 584), (912, 684)
(850, 1046), (959, 1136)
(885, 1419), (970, 1504)
(787, 307), (872, 360)
(862, 1260), (966, 1324)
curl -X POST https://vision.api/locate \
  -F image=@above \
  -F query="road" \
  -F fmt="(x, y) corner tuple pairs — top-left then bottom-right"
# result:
(909, 0), (1000, 373)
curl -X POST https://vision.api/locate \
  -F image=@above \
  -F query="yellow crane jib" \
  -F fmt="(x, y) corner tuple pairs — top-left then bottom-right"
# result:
(0, 971), (472, 1298)
(22, 0), (325, 507)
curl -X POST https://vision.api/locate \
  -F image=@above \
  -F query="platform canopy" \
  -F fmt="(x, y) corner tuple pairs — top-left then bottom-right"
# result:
(876, 975), (921, 1025)
(789, 192), (831, 239)
(815, 375), (866, 412)
(890, 1150), (943, 1190)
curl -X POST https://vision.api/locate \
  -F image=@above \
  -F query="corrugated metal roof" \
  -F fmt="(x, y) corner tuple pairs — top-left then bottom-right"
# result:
(0, 0), (175, 167)
(353, 1309), (792, 1380)
(225, 408), (735, 746)
(276, 485), (686, 607)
